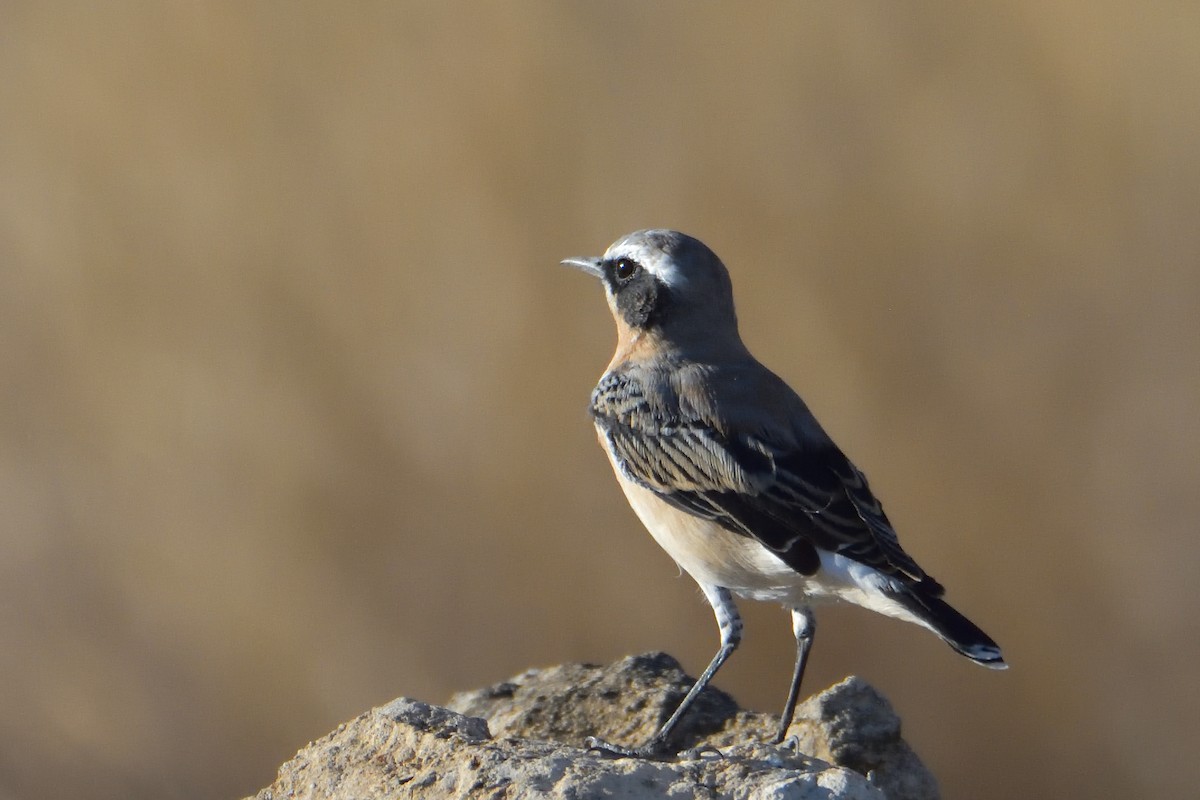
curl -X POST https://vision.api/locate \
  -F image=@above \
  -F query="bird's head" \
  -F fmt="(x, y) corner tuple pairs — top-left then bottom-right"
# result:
(562, 229), (743, 358)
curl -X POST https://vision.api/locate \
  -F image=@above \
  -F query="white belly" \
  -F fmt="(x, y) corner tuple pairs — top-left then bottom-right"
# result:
(609, 460), (932, 629)
(613, 469), (815, 603)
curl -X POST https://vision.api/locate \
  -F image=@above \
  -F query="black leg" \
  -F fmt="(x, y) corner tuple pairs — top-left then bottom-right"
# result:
(587, 584), (742, 759)
(773, 607), (816, 745)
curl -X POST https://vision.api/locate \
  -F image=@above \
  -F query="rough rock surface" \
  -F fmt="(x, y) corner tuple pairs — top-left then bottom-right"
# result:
(247, 652), (939, 800)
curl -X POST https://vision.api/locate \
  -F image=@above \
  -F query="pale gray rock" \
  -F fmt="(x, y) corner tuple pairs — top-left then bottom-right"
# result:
(448, 652), (739, 751)
(248, 653), (938, 800)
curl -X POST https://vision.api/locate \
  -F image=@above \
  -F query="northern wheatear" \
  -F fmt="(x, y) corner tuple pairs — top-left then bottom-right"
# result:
(563, 229), (1005, 758)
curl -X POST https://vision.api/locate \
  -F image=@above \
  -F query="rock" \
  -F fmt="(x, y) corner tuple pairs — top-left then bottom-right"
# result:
(448, 652), (739, 752)
(247, 652), (938, 800)
(787, 677), (940, 800)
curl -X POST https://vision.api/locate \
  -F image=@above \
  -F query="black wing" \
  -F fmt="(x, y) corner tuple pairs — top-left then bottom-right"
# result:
(591, 369), (941, 592)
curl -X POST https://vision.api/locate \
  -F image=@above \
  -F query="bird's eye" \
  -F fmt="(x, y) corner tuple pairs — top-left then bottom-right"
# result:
(613, 258), (639, 281)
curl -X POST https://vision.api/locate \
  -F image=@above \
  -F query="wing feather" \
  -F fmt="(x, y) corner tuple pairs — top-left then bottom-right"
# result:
(591, 367), (937, 589)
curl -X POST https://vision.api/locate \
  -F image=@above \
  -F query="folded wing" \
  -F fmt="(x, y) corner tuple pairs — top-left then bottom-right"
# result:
(591, 368), (943, 595)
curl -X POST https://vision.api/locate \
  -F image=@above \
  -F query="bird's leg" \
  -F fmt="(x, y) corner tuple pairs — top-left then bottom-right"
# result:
(587, 585), (742, 759)
(772, 607), (816, 745)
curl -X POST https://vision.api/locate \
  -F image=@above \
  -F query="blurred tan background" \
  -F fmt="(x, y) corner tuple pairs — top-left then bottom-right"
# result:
(2, 3), (1197, 798)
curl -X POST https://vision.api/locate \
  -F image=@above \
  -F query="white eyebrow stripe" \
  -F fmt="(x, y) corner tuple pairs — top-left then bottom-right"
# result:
(647, 257), (687, 288)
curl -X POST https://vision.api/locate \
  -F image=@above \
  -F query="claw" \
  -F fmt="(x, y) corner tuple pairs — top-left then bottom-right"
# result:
(679, 743), (724, 760)
(781, 733), (804, 754)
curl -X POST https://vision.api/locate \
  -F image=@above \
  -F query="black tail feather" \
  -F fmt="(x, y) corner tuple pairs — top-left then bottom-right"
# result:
(893, 590), (1007, 668)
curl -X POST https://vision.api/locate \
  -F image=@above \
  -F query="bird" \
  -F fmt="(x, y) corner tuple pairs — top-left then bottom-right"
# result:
(561, 229), (1006, 759)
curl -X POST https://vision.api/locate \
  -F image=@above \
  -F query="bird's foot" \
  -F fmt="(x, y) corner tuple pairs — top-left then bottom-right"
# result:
(584, 736), (674, 761)
(777, 733), (816, 760)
